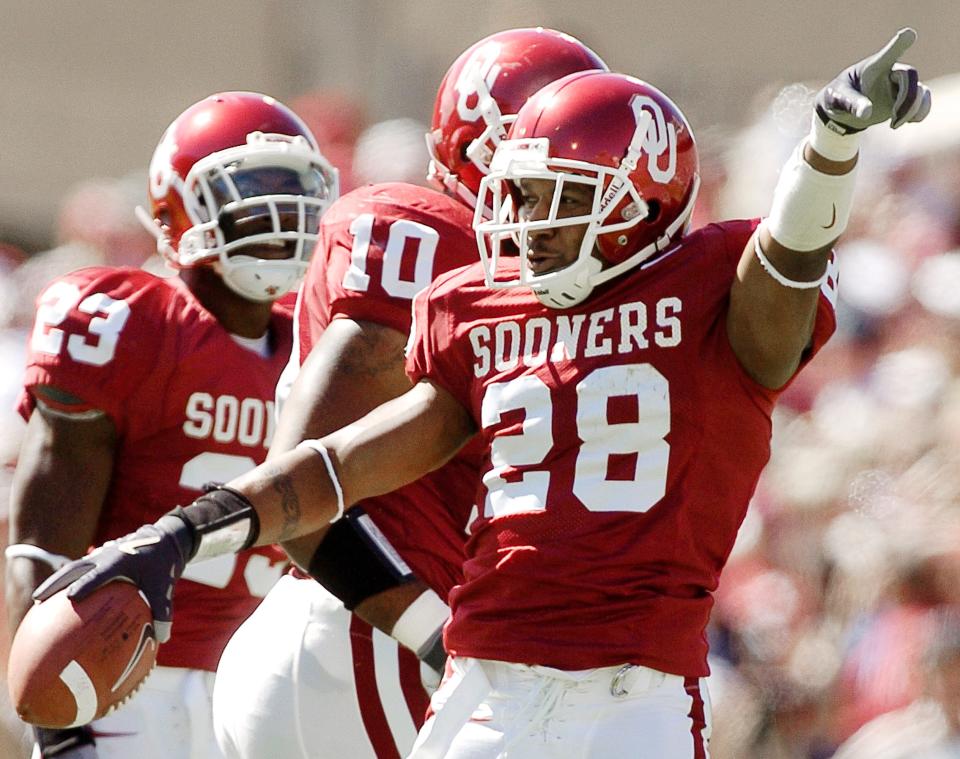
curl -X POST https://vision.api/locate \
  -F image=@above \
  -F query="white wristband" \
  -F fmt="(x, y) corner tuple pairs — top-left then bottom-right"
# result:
(753, 233), (829, 290)
(5, 544), (71, 571)
(765, 139), (857, 252)
(297, 440), (345, 522)
(391, 589), (450, 654)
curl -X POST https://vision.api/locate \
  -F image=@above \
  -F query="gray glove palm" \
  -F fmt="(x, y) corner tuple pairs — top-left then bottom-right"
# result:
(817, 27), (931, 134)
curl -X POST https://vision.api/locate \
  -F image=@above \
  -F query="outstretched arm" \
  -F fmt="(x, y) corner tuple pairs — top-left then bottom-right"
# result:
(727, 28), (930, 389)
(270, 319), (443, 642)
(34, 379), (475, 640)
(234, 378), (474, 544)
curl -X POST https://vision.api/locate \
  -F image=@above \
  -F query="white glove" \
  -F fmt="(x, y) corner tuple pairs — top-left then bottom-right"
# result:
(816, 27), (931, 133)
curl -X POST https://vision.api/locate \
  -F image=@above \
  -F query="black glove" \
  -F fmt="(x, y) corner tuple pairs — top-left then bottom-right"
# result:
(34, 726), (97, 758)
(816, 27), (931, 134)
(33, 511), (196, 643)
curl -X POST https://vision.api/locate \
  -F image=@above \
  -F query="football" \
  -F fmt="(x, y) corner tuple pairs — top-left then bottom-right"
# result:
(7, 580), (158, 728)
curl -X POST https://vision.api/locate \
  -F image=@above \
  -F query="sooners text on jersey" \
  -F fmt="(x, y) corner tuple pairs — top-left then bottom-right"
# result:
(19, 267), (291, 670)
(407, 219), (837, 675)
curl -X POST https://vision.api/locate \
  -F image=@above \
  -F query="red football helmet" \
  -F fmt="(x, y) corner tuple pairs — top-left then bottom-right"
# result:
(137, 92), (338, 301)
(475, 71), (700, 308)
(427, 28), (607, 212)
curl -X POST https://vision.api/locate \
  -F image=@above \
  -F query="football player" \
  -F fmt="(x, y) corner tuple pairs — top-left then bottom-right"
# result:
(211, 28), (608, 759)
(6, 92), (338, 759)
(33, 28), (931, 759)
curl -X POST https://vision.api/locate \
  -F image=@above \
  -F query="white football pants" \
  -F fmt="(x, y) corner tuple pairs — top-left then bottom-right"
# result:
(410, 657), (711, 759)
(213, 575), (428, 759)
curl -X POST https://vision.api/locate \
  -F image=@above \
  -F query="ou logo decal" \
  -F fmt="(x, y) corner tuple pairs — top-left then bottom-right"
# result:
(629, 94), (677, 184)
(455, 42), (503, 122)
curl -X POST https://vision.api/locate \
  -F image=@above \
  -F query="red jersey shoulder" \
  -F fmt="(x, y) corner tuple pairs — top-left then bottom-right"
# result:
(20, 267), (199, 422)
(301, 182), (478, 343)
(406, 259), (517, 394)
(678, 217), (836, 360)
(683, 218), (760, 261)
(272, 290), (297, 318)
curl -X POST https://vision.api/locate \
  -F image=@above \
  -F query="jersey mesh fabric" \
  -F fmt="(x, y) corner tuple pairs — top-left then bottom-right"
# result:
(19, 267), (291, 670)
(406, 219), (837, 675)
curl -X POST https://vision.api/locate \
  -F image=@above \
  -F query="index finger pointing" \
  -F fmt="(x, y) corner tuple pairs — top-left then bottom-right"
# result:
(871, 27), (918, 69)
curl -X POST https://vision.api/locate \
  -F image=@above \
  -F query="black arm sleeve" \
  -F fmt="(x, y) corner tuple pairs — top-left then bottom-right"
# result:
(307, 506), (415, 610)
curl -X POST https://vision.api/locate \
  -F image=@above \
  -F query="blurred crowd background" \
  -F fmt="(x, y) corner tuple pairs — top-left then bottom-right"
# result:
(3, 3), (960, 756)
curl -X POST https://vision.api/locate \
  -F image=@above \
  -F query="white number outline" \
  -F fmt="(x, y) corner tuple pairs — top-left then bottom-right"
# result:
(481, 363), (671, 518)
(342, 213), (439, 299)
(31, 282), (131, 367)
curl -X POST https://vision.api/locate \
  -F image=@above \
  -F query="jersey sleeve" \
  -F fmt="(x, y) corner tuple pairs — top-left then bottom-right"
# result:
(714, 218), (838, 394)
(322, 211), (425, 335)
(18, 267), (169, 434)
(301, 185), (480, 357)
(404, 271), (475, 410)
(806, 251), (839, 360)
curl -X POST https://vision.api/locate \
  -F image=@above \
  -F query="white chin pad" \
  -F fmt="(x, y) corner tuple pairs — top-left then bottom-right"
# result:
(220, 257), (303, 302)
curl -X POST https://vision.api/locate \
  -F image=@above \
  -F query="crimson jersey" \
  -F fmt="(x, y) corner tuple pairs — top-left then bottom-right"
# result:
(296, 182), (481, 599)
(18, 267), (290, 671)
(407, 219), (838, 676)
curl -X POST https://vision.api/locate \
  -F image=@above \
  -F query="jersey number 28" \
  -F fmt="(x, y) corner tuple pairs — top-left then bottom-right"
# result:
(482, 364), (670, 517)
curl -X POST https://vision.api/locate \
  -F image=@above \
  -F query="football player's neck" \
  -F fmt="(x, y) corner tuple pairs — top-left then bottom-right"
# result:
(179, 267), (273, 339)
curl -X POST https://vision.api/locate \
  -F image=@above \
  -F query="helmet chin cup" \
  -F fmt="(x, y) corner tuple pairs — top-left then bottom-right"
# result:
(214, 257), (306, 302)
(532, 254), (603, 309)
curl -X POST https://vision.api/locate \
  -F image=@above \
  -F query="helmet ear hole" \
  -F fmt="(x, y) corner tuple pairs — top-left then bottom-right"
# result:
(645, 200), (661, 224)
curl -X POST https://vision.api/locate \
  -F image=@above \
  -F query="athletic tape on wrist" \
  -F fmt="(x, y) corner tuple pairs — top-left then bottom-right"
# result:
(810, 111), (862, 162)
(765, 137), (858, 252)
(178, 487), (260, 562)
(297, 439), (345, 523)
(392, 588), (450, 655)
(5, 544), (71, 571)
